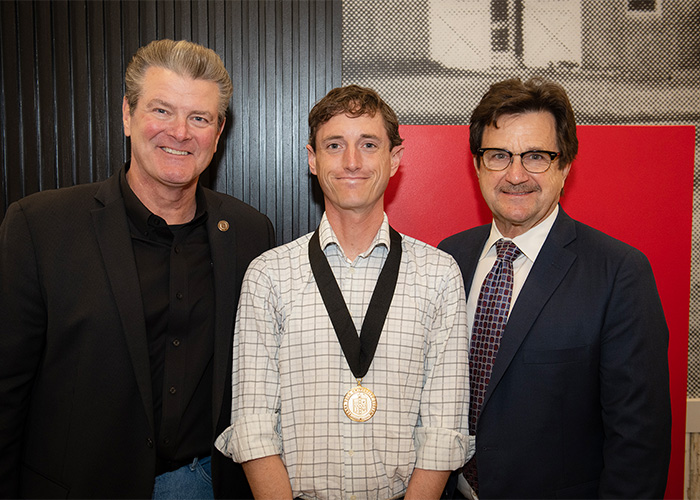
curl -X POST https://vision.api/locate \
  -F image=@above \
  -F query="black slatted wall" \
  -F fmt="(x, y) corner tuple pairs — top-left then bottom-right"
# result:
(0, 0), (342, 244)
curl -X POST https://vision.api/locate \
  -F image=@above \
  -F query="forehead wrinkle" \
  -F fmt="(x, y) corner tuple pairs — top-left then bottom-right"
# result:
(144, 97), (214, 118)
(483, 133), (556, 153)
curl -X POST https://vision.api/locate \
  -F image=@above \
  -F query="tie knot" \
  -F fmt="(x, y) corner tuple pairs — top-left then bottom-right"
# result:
(495, 239), (521, 263)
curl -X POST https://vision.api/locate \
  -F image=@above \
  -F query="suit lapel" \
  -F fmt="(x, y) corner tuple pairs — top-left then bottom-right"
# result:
(205, 192), (239, 432)
(455, 226), (491, 292)
(91, 174), (154, 433)
(482, 210), (577, 411)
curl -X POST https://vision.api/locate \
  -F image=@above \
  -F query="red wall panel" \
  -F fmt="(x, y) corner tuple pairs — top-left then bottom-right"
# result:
(386, 124), (694, 499)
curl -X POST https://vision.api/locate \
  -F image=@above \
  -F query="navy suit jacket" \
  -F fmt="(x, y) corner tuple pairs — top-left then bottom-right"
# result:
(438, 208), (671, 499)
(0, 167), (275, 498)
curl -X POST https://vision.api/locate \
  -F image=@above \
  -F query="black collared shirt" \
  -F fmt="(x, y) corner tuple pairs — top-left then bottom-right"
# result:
(120, 167), (214, 475)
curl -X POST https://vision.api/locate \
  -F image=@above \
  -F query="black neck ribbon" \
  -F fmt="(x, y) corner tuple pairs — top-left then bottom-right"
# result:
(308, 226), (402, 379)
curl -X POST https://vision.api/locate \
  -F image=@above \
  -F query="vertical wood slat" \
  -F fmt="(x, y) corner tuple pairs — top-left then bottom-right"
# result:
(17, 1), (38, 193)
(279, 0), (294, 245)
(1, 0), (21, 209)
(139, 1), (158, 46)
(264, 0), (276, 228)
(104, 0), (126, 176)
(51, 1), (74, 188)
(87, 1), (108, 184)
(70, 1), (91, 185)
(0, 0), (341, 245)
(122, 3), (141, 72)
(244, 0), (260, 209)
(35, 1), (56, 191)
(295, 0), (311, 240)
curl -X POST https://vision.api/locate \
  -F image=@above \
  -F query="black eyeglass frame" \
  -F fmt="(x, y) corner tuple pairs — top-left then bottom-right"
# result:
(476, 148), (561, 173)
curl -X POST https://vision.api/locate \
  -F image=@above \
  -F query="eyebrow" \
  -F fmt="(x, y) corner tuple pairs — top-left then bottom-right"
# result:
(321, 133), (382, 142)
(146, 98), (214, 118)
(146, 98), (173, 109)
(359, 133), (382, 141)
(486, 146), (554, 152)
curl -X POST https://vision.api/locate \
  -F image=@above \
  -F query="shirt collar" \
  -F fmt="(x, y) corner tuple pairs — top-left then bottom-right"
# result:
(318, 212), (392, 261)
(120, 163), (208, 236)
(481, 205), (559, 262)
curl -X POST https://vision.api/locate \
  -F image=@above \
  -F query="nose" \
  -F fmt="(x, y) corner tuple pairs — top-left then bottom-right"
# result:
(169, 116), (191, 142)
(344, 147), (360, 171)
(504, 154), (529, 184)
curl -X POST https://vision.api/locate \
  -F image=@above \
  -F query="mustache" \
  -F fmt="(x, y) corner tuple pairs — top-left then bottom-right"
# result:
(499, 184), (541, 194)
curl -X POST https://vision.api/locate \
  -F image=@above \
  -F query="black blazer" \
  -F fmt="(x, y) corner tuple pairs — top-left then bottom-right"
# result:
(0, 168), (275, 498)
(438, 208), (671, 499)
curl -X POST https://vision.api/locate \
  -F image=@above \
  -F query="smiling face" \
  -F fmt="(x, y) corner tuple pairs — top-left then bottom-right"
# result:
(307, 112), (403, 219)
(476, 111), (571, 238)
(122, 66), (224, 193)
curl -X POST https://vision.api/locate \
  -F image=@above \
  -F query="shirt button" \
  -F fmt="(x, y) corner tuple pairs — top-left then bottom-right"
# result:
(172, 338), (180, 347)
(169, 386), (177, 394)
(350, 495), (356, 500)
(176, 291), (183, 300)
(348, 450), (354, 456)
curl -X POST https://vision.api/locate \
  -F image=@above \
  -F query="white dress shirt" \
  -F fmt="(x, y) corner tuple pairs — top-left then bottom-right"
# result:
(466, 206), (560, 327)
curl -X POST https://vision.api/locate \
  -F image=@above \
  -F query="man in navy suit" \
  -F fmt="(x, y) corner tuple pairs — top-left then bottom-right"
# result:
(0, 40), (274, 498)
(439, 77), (671, 499)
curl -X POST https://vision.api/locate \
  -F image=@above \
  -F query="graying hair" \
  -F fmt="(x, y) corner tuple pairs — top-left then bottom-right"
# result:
(124, 39), (233, 126)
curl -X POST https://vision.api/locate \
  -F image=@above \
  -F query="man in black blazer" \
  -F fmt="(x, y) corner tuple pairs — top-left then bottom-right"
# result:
(0, 40), (274, 498)
(439, 77), (671, 499)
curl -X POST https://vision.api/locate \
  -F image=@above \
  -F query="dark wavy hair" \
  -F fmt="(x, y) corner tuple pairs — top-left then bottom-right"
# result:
(470, 77), (578, 169)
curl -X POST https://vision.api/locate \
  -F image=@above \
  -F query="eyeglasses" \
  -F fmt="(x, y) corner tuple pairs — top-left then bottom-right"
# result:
(477, 148), (561, 173)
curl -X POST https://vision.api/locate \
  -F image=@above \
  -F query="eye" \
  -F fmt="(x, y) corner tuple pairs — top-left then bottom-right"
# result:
(191, 116), (210, 126)
(488, 150), (509, 160)
(525, 152), (545, 161)
(326, 143), (341, 150)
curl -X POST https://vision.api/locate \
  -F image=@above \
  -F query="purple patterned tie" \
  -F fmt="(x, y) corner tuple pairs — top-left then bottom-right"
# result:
(463, 239), (521, 494)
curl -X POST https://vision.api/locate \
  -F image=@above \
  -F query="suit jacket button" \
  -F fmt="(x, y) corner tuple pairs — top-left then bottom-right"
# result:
(218, 220), (229, 232)
(147, 438), (154, 448)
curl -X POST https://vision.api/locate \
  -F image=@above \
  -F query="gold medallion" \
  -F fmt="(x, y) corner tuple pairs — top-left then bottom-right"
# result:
(343, 381), (377, 422)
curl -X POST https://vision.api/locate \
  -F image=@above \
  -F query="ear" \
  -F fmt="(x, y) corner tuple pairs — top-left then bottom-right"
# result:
(559, 161), (572, 194)
(560, 161), (572, 183)
(307, 144), (317, 175)
(213, 118), (226, 152)
(389, 144), (404, 177)
(122, 97), (132, 137)
(473, 155), (481, 179)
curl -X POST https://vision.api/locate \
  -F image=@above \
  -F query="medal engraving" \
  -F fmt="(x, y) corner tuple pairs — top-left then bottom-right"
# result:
(343, 385), (377, 422)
